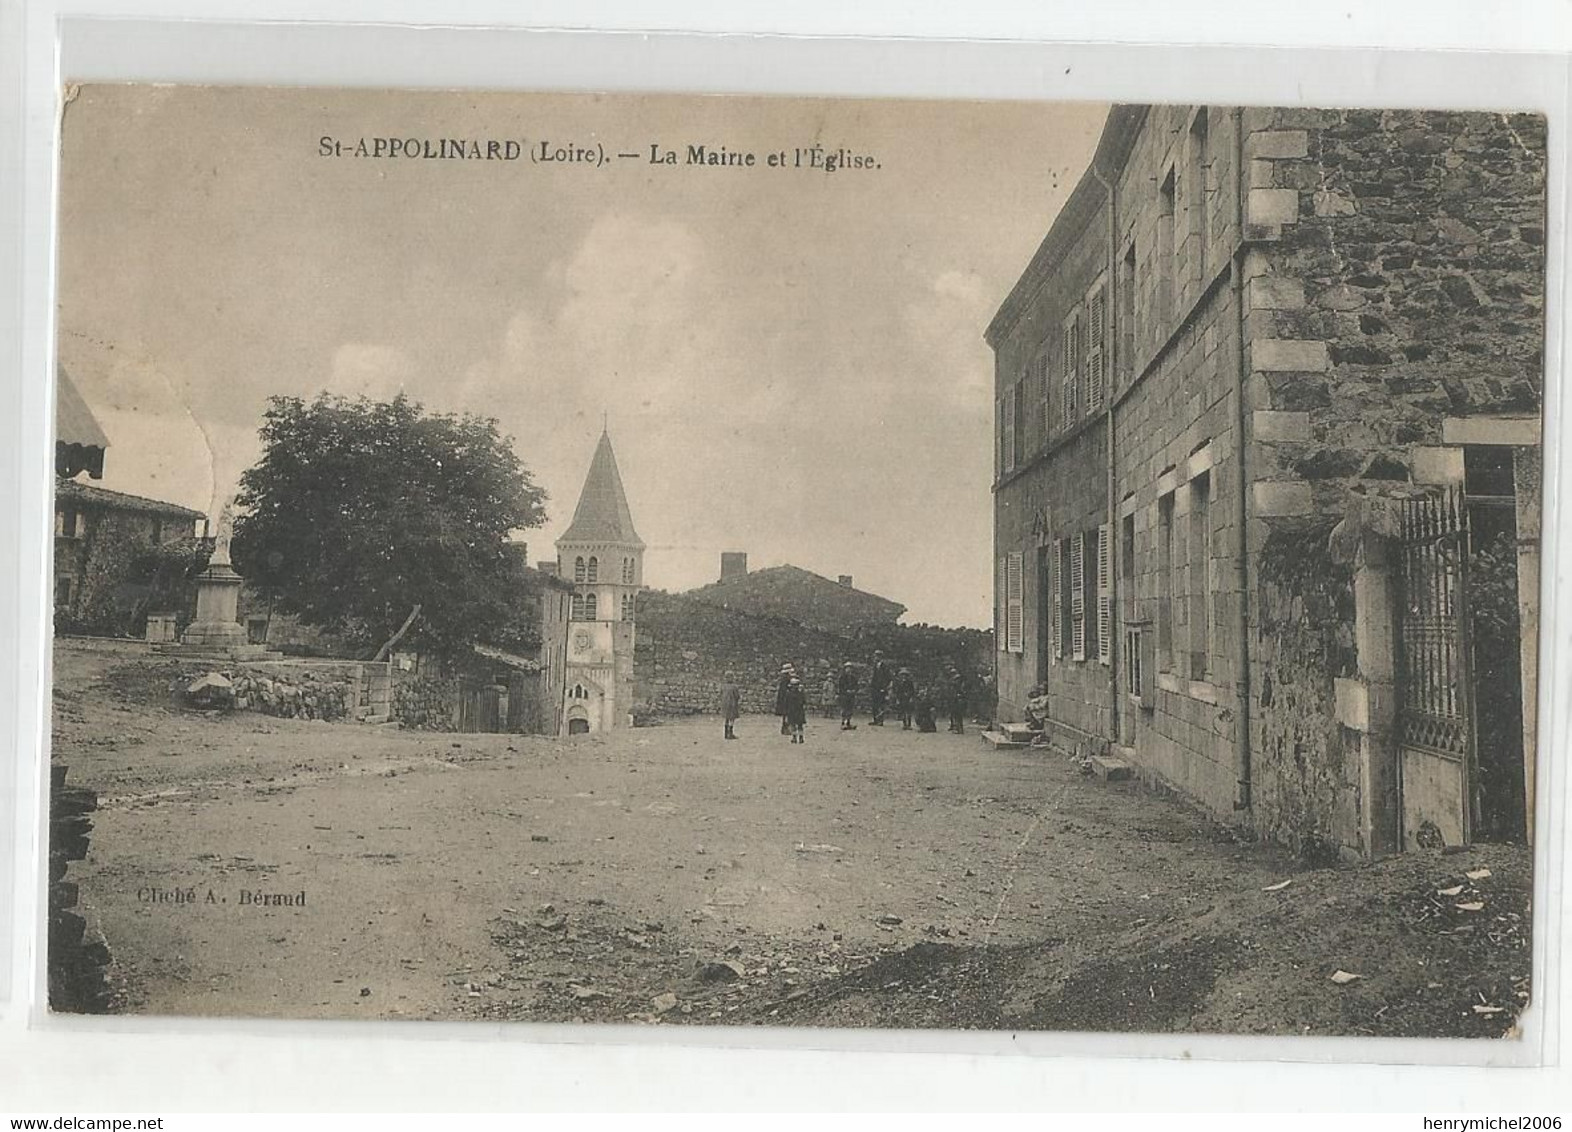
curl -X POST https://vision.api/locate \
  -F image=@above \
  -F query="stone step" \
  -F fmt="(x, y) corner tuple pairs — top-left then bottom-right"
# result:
(1000, 722), (1038, 744)
(981, 729), (1030, 750)
(1090, 755), (1134, 781)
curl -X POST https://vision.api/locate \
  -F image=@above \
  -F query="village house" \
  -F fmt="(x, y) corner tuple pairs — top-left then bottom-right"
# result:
(53, 368), (206, 634)
(990, 105), (1544, 860)
(685, 556), (907, 636)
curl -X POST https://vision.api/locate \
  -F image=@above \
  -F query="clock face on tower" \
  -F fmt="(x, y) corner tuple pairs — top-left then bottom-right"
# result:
(572, 629), (593, 654)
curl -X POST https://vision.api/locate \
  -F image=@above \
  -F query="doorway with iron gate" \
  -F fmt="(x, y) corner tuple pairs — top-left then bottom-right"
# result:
(1395, 448), (1527, 850)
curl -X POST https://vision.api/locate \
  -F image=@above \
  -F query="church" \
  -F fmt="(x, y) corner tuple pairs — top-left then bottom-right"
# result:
(546, 429), (644, 736)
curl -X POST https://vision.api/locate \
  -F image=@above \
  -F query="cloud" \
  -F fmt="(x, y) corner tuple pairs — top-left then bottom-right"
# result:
(327, 343), (421, 403)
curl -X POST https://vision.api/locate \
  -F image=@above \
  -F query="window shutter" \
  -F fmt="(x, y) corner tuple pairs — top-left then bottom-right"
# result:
(1061, 321), (1078, 431)
(1050, 539), (1063, 661)
(1006, 552), (1024, 654)
(1087, 288), (1106, 411)
(1097, 523), (1113, 665)
(1038, 354), (1051, 438)
(1070, 532), (1086, 661)
(1003, 393), (1016, 472)
(997, 557), (1008, 651)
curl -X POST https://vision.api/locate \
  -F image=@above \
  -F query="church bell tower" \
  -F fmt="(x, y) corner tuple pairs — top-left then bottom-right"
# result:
(555, 429), (643, 734)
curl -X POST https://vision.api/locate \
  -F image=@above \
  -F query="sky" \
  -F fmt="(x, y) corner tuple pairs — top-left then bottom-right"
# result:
(56, 86), (1106, 627)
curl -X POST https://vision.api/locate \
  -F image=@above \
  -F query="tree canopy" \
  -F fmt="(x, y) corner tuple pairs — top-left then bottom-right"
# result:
(231, 394), (548, 659)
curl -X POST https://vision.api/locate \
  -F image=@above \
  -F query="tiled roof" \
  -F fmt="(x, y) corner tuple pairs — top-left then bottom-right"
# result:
(558, 431), (643, 547)
(56, 478), (206, 519)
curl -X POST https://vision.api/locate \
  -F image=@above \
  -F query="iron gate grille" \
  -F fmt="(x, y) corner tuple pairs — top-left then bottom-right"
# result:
(1396, 486), (1474, 760)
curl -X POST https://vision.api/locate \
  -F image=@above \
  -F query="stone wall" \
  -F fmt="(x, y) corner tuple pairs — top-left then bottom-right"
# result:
(177, 659), (373, 722)
(1108, 105), (1248, 817)
(635, 590), (991, 719)
(392, 671), (458, 730)
(1248, 518), (1359, 859)
(1244, 108), (1545, 514)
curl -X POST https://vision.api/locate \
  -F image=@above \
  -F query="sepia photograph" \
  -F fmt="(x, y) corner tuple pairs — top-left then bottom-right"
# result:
(46, 85), (1545, 1040)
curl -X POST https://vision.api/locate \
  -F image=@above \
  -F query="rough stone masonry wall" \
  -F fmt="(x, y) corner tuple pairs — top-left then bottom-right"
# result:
(177, 659), (365, 721)
(635, 590), (988, 718)
(1240, 107), (1545, 856)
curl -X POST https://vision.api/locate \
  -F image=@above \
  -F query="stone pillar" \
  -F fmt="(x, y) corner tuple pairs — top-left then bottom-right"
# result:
(1331, 504), (1400, 857)
(179, 562), (249, 651)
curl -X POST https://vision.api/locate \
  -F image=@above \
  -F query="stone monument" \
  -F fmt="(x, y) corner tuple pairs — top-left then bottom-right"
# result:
(177, 497), (254, 655)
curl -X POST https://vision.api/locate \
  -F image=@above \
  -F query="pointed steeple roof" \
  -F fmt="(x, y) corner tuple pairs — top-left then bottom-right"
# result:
(559, 430), (643, 548)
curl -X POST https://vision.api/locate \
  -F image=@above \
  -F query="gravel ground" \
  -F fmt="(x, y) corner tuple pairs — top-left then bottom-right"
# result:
(51, 641), (1532, 1037)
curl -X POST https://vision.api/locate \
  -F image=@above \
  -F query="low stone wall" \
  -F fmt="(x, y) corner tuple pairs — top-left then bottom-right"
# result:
(176, 659), (374, 723)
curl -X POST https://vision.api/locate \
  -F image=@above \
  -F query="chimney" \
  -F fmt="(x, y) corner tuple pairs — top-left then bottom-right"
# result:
(838, 575), (853, 588)
(720, 551), (749, 582)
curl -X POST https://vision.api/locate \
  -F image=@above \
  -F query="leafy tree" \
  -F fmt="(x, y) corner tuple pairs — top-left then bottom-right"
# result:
(232, 394), (548, 660)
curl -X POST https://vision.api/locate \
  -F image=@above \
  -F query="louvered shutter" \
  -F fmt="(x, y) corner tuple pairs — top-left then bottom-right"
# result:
(997, 556), (1008, 651)
(1070, 532), (1086, 661)
(1061, 320), (1078, 430)
(1038, 354), (1052, 438)
(1050, 539), (1063, 661)
(1097, 523), (1112, 665)
(1003, 393), (1016, 472)
(1006, 552), (1024, 654)
(1087, 287), (1106, 411)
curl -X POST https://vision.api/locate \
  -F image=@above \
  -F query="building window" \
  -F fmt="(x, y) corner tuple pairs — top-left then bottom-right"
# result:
(1188, 109), (1211, 288)
(54, 574), (73, 608)
(584, 593), (598, 620)
(621, 593), (635, 621)
(571, 593), (585, 620)
(1060, 313), (1080, 431)
(1002, 389), (1017, 473)
(574, 556), (586, 583)
(1121, 511), (1137, 623)
(1189, 473), (1212, 679)
(586, 556), (599, 583)
(1004, 551), (1024, 654)
(1158, 492), (1175, 671)
(1037, 545), (1055, 675)
(622, 557), (635, 584)
(1036, 353), (1051, 442)
(1012, 381), (1026, 463)
(1058, 538), (1073, 658)
(1159, 167), (1177, 330)
(57, 507), (80, 539)
(1086, 284), (1107, 412)
(1120, 241), (1137, 384)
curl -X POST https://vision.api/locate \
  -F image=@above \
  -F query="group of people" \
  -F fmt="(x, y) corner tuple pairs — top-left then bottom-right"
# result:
(719, 650), (971, 743)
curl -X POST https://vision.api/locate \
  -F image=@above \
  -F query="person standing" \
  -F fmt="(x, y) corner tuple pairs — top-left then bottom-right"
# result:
(836, 661), (859, 730)
(775, 663), (795, 736)
(784, 676), (808, 744)
(893, 667), (916, 731)
(868, 651), (892, 726)
(720, 673), (742, 741)
(946, 665), (967, 735)
(821, 670), (838, 719)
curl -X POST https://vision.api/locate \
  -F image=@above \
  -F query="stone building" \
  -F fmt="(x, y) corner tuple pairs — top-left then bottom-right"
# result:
(990, 105), (1544, 859)
(552, 429), (644, 735)
(686, 560), (906, 636)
